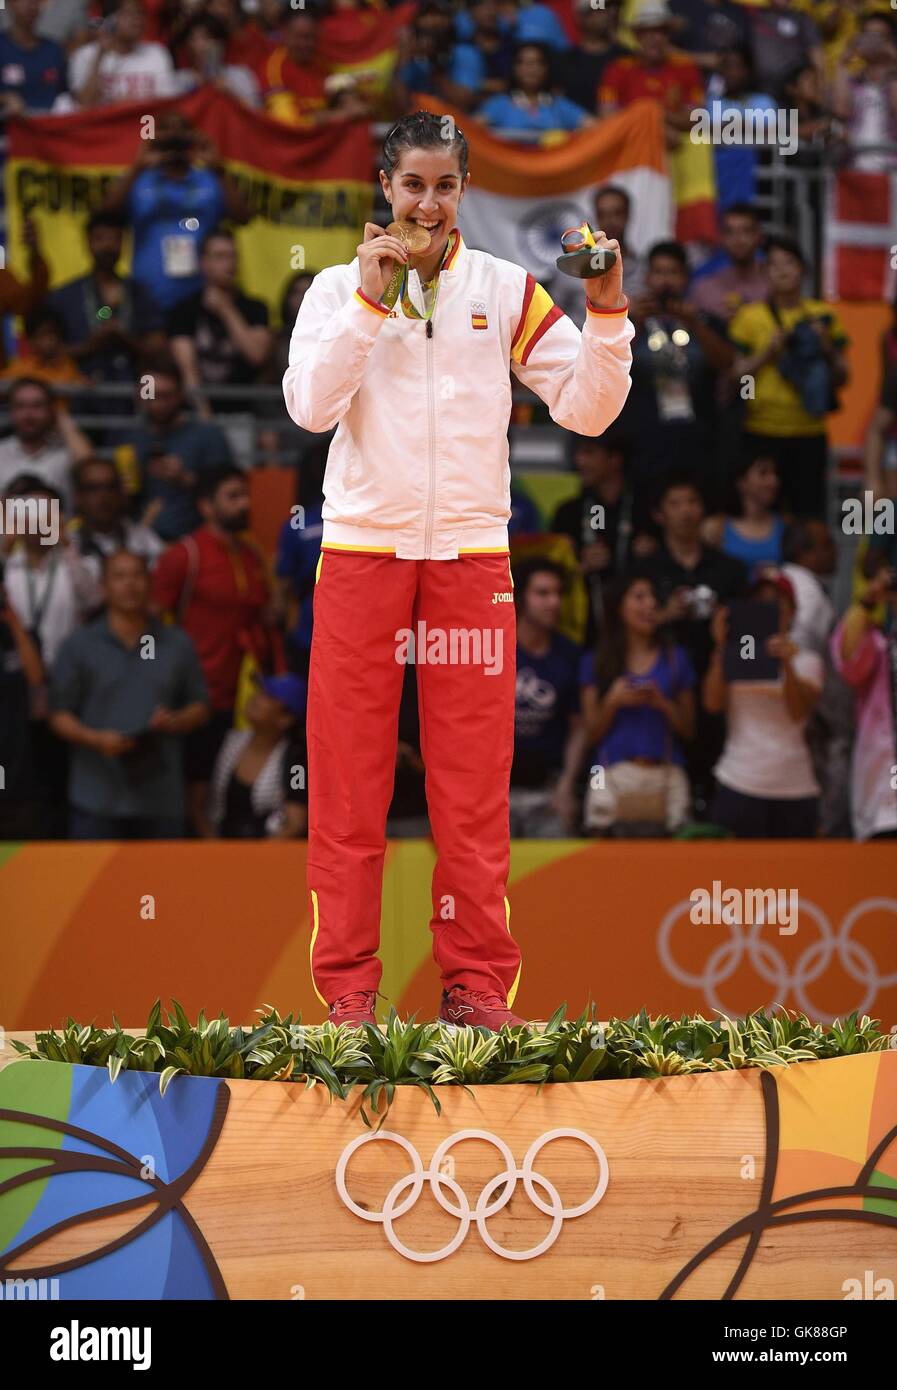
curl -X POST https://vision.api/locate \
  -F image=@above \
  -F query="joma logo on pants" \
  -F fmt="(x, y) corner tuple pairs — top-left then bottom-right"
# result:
(492, 591), (513, 604)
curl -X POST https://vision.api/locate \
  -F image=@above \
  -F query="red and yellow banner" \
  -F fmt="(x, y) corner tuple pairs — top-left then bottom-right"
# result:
(319, 1), (416, 78)
(5, 86), (375, 322)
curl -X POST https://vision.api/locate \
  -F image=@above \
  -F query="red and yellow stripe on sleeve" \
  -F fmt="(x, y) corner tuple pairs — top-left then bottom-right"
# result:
(510, 273), (564, 367)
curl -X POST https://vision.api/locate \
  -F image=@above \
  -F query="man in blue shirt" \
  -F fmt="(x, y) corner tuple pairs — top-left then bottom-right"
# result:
(0, 0), (67, 114)
(706, 47), (778, 210)
(103, 109), (251, 314)
(510, 557), (586, 836)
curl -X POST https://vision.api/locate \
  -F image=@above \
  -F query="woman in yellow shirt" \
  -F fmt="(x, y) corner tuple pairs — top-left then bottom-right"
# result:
(729, 235), (848, 518)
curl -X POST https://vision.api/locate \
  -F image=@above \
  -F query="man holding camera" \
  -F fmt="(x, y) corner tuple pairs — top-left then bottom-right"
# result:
(103, 109), (250, 315)
(624, 240), (734, 512)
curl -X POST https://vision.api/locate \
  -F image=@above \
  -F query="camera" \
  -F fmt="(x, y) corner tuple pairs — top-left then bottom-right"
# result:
(682, 584), (715, 620)
(158, 134), (192, 154)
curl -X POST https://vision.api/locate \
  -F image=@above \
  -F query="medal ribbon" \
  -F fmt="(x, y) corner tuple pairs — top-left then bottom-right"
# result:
(380, 230), (458, 319)
(381, 261), (441, 320)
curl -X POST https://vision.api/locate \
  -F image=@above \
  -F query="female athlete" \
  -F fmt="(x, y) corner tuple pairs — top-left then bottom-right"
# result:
(283, 111), (633, 1029)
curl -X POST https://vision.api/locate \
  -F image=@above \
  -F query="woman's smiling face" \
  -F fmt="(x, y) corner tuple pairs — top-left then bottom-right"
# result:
(621, 579), (658, 637)
(380, 146), (469, 264)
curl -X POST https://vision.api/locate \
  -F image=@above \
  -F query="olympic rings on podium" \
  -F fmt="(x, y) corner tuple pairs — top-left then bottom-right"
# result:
(335, 1127), (609, 1262)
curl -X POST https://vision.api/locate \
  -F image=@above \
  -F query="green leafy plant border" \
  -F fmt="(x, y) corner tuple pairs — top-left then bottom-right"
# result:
(8, 1001), (891, 1128)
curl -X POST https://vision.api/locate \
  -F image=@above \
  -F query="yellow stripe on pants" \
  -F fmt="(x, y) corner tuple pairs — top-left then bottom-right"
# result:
(505, 895), (521, 1007)
(309, 889), (328, 1006)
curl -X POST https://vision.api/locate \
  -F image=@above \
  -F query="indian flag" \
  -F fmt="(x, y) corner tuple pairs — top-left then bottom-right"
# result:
(414, 95), (671, 280)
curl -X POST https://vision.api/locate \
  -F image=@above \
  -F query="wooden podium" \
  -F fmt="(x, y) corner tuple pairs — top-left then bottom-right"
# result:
(1, 1050), (895, 1299)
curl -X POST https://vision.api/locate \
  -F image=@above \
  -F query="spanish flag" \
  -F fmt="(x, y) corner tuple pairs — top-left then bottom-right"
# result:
(669, 130), (717, 245)
(320, 2), (416, 94)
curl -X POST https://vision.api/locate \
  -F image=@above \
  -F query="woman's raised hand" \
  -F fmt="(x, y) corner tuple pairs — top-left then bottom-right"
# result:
(358, 222), (409, 302)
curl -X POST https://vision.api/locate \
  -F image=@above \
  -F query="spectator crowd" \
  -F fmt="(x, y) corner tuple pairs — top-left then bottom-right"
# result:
(0, 0), (895, 844)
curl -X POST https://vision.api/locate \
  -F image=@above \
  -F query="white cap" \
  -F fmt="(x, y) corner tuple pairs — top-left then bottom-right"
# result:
(631, 2), (678, 29)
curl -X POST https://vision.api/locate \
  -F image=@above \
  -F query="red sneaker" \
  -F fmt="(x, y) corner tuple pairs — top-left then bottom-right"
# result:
(438, 985), (526, 1031)
(328, 991), (376, 1026)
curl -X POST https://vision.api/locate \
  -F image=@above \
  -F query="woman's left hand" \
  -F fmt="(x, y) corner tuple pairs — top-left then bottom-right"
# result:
(584, 231), (626, 311)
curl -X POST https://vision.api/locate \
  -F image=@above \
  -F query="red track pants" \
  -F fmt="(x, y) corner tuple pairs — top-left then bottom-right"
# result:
(306, 550), (521, 1008)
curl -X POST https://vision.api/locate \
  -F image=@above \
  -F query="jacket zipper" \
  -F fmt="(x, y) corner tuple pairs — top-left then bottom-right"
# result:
(424, 316), (436, 558)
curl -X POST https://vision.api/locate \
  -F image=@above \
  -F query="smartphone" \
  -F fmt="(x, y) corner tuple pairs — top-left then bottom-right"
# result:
(723, 599), (781, 682)
(626, 675), (655, 701)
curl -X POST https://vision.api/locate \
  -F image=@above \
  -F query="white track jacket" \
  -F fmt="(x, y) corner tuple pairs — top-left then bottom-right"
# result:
(282, 227), (634, 560)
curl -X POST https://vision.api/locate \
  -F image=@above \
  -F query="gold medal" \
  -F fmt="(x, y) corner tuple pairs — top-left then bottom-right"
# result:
(386, 219), (432, 254)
